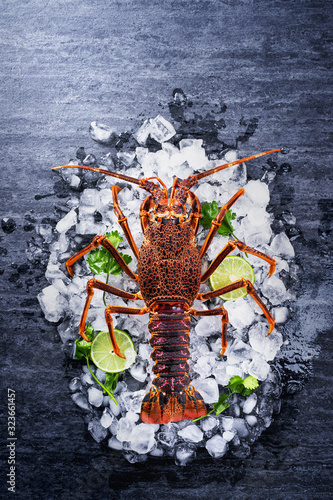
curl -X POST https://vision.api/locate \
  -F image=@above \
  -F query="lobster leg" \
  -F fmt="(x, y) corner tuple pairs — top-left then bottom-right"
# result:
(190, 306), (229, 356)
(197, 278), (275, 337)
(79, 278), (142, 342)
(65, 234), (137, 281)
(199, 189), (245, 259)
(187, 190), (202, 235)
(201, 240), (276, 283)
(112, 186), (139, 260)
(105, 304), (148, 358)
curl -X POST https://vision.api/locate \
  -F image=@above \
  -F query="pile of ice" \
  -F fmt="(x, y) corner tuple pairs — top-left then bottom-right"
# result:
(38, 115), (297, 465)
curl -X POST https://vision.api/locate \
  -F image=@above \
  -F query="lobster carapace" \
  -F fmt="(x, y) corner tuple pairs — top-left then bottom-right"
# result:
(53, 149), (279, 424)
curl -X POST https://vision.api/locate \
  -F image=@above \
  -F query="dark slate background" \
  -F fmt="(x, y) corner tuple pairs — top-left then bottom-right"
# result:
(1, 1), (332, 499)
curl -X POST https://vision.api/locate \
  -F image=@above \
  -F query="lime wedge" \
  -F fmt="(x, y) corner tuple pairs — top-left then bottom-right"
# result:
(209, 255), (255, 301)
(91, 330), (136, 373)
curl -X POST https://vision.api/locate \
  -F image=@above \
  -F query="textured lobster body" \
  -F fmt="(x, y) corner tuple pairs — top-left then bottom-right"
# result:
(137, 219), (201, 307)
(137, 219), (208, 423)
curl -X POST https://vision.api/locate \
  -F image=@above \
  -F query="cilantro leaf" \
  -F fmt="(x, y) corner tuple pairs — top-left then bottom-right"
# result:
(241, 375), (259, 395)
(74, 338), (92, 360)
(87, 231), (132, 276)
(200, 201), (236, 237)
(103, 372), (120, 395)
(227, 375), (259, 396)
(85, 323), (96, 341)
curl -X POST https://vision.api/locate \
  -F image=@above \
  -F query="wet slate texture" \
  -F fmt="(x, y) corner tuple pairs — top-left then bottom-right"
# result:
(0, 1), (332, 499)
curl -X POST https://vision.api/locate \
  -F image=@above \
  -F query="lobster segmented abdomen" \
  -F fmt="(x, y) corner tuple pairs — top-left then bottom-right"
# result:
(140, 303), (207, 424)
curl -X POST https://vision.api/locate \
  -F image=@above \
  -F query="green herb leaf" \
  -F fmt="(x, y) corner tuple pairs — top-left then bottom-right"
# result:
(85, 323), (96, 341)
(74, 338), (92, 360)
(212, 393), (231, 415)
(219, 210), (236, 237)
(201, 201), (220, 228)
(227, 375), (259, 396)
(104, 373), (120, 395)
(200, 201), (236, 237)
(87, 231), (132, 276)
(241, 375), (259, 395)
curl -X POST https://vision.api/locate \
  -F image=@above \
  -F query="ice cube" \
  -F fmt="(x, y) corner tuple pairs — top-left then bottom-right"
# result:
(193, 355), (215, 378)
(272, 306), (290, 324)
(69, 377), (81, 393)
(138, 343), (152, 361)
(130, 423), (156, 454)
(81, 372), (95, 386)
(227, 339), (253, 365)
(248, 353), (270, 381)
(133, 119), (153, 146)
(38, 285), (68, 323)
(117, 151), (135, 167)
(109, 398), (121, 417)
(245, 415), (257, 426)
(116, 417), (135, 442)
(150, 115), (176, 143)
(126, 411), (140, 423)
(191, 377), (219, 404)
(99, 152), (114, 167)
(174, 443), (196, 466)
(239, 217), (272, 247)
(270, 232), (295, 259)
(88, 387), (104, 407)
(224, 300), (256, 331)
(230, 418), (249, 438)
(89, 121), (113, 144)
(248, 322), (283, 361)
(222, 430), (235, 442)
(150, 447), (164, 457)
(56, 209), (77, 234)
(246, 207), (270, 228)
(213, 363), (230, 386)
(108, 436), (123, 450)
(88, 417), (108, 443)
(226, 364), (244, 380)
(95, 368), (106, 384)
(71, 393), (91, 411)
(80, 188), (101, 211)
(195, 315), (221, 337)
(221, 416), (234, 431)
(178, 425), (203, 443)
(245, 180), (270, 208)
(205, 435), (228, 458)
(200, 416), (219, 435)
(157, 424), (178, 448)
(261, 275), (290, 305)
(178, 143), (207, 171)
(242, 393), (257, 414)
(129, 361), (147, 383)
(100, 409), (114, 428)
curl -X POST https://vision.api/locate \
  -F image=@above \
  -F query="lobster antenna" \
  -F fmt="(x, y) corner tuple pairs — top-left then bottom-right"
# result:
(195, 149), (281, 182)
(52, 164), (141, 186)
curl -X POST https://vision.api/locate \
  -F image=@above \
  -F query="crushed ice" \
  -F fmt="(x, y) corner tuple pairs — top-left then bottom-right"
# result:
(37, 114), (297, 466)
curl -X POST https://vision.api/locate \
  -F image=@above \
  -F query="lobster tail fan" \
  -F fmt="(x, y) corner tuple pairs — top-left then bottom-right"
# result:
(140, 384), (208, 424)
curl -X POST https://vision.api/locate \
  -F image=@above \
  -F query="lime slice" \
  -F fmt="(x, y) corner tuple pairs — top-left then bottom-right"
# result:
(91, 329), (136, 373)
(209, 255), (255, 301)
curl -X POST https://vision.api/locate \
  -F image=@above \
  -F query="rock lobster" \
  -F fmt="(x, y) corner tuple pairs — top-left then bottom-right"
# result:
(53, 149), (279, 424)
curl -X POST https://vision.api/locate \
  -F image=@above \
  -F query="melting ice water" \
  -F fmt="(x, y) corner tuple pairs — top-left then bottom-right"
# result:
(37, 115), (297, 465)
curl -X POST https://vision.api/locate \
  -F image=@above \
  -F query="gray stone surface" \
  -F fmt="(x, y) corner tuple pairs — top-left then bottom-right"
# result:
(1, 0), (332, 499)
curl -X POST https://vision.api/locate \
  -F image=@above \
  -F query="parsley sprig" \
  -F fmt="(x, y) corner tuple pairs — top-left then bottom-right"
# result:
(200, 201), (237, 237)
(73, 324), (119, 405)
(87, 230), (132, 306)
(192, 375), (259, 422)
